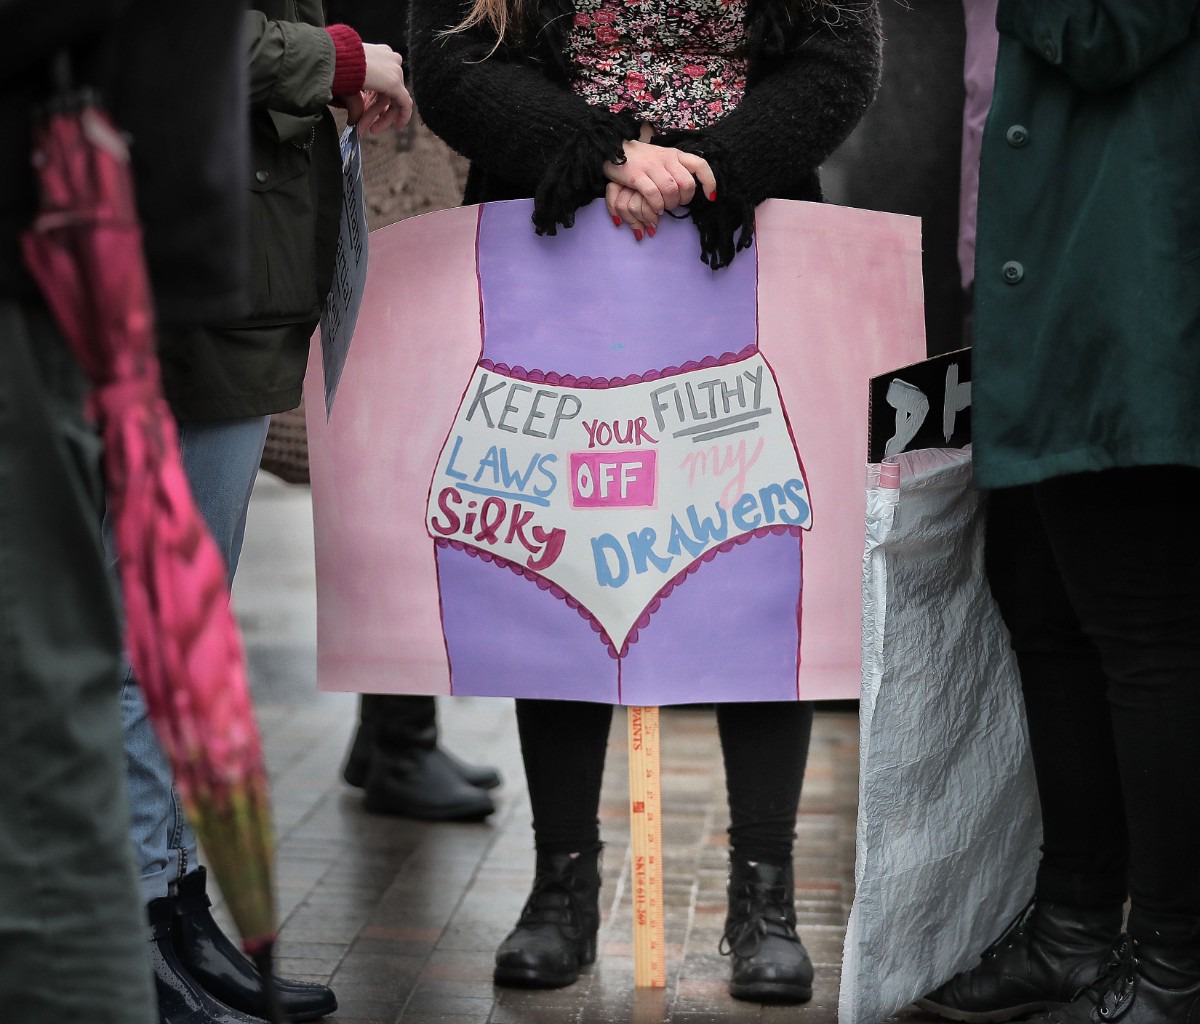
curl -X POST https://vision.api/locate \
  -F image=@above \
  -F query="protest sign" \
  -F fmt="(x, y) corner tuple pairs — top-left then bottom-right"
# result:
(305, 198), (925, 702)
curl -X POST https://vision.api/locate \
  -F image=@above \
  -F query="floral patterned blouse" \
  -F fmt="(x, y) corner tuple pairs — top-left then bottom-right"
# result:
(564, 0), (750, 131)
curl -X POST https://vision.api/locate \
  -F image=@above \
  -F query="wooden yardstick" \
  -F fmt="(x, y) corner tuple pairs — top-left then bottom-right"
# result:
(628, 705), (666, 988)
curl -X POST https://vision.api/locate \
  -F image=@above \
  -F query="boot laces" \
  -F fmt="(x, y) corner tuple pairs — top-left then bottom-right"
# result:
(719, 878), (797, 959)
(981, 898), (1037, 959)
(1080, 937), (1137, 1022)
(517, 873), (585, 940)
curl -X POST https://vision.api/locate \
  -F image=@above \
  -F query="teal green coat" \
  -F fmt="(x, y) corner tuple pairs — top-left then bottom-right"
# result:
(971, 0), (1200, 488)
(159, 0), (342, 421)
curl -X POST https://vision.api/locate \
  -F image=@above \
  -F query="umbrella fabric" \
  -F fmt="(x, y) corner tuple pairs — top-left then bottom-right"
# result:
(20, 94), (280, 980)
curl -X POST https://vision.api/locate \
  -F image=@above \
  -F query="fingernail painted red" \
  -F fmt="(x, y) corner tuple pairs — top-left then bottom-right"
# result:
(708, 191), (717, 201)
(647, 226), (656, 237)
(612, 215), (622, 226)
(634, 229), (643, 241)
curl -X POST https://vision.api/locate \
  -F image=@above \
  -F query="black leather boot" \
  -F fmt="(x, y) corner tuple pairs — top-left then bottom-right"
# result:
(916, 899), (1124, 1022)
(342, 695), (501, 813)
(147, 896), (268, 1024)
(494, 848), (602, 988)
(173, 868), (337, 1022)
(721, 857), (813, 1004)
(1026, 935), (1200, 1024)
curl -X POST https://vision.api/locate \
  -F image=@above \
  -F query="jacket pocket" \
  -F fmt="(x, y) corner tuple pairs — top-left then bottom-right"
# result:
(243, 134), (323, 324)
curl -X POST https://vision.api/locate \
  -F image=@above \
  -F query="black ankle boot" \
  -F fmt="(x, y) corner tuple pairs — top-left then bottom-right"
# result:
(721, 857), (813, 1004)
(1026, 935), (1200, 1024)
(916, 899), (1124, 1022)
(147, 897), (268, 1024)
(342, 696), (501, 812)
(172, 868), (337, 1022)
(494, 848), (602, 988)
(361, 742), (495, 820)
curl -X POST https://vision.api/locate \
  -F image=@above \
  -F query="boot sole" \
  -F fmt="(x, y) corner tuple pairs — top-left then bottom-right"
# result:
(913, 997), (1064, 1023)
(493, 938), (596, 989)
(345, 752), (500, 791)
(493, 965), (581, 988)
(361, 793), (494, 821)
(729, 980), (813, 1004)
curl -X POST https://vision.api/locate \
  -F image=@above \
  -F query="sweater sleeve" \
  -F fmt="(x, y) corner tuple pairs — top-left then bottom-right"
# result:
(997, 0), (1200, 92)
(409, 0), (640, 232)
(326, 23), (366, 97)
(245, 9), (337, 114)
(653, 4), (883, 266)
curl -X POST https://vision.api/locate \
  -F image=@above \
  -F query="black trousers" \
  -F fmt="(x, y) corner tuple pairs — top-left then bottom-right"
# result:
(985, 466), (1200, 946)
(515, 698), (813, 865)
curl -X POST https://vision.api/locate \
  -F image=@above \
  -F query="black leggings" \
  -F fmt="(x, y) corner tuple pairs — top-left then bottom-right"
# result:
(985, 466), (1200, 946)
(514, 697), (813, 865)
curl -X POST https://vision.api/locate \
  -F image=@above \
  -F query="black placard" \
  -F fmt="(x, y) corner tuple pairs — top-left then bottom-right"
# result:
(868, 348), (972, 463)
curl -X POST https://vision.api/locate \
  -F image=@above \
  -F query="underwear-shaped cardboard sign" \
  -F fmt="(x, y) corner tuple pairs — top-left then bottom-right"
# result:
(305, 199), (925, 704)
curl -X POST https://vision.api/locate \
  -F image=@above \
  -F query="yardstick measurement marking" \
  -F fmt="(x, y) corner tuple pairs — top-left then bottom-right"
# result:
(628, 705), (666, 988)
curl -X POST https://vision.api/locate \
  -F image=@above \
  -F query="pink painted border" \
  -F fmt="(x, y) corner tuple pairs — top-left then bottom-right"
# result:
(477, 344), (758, 389)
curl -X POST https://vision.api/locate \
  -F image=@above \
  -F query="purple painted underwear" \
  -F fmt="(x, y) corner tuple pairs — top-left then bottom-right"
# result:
(426, 201), (811, 705)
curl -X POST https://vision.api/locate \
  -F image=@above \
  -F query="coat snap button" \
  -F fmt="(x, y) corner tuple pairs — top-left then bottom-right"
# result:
(1002, 260), (1024, 284)
(1041, 37), (1057, 61)
(1006, 125), (1029, 147)
(254, 170), (269, 183)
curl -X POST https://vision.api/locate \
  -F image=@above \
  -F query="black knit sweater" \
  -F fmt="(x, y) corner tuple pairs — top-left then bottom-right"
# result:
(409, 0), (882, 266)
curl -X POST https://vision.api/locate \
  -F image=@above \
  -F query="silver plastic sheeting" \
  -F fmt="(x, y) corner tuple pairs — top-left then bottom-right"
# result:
(840, 447), (1041, 1024)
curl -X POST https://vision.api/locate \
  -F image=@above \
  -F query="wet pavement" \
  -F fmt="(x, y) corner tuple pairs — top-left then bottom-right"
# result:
(226, 474), (864, 1023)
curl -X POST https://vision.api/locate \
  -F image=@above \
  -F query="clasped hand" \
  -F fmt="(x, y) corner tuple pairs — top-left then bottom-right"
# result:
(603, 138), (716, 240)
(335, 42), (414, 135)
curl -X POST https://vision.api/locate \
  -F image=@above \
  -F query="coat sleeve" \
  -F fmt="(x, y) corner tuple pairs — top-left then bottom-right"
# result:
(653, 3), (882, 267)
(244, 9), (337, 114)
(408, 0), (639, 226)
(996, 0), (1200, 91)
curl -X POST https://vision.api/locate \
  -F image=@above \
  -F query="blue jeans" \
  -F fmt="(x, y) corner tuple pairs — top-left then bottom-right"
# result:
(119, 415), (271, 903)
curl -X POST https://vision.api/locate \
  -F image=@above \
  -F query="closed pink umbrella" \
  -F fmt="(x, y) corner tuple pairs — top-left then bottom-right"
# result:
(21, 77), (283, 1023)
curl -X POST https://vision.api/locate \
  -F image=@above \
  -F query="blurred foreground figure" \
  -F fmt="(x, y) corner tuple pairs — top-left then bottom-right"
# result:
(0, 4), (247, 1022)
(919, 5), (1200, 1023)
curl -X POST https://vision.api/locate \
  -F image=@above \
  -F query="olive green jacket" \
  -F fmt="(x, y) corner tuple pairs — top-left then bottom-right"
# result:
(971, 0), (1200, 488)
(160, 0), (343, 421)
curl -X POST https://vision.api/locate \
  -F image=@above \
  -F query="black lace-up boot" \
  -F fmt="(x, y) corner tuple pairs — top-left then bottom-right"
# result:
(916, 900), (1124, 1022)
(720, 856), (813, 1004)
(1027, 935), (1200, 1024)
(494, 847), (602, 988)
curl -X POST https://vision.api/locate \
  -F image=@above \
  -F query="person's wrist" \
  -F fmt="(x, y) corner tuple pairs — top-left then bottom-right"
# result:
(326, 24), (366, 96)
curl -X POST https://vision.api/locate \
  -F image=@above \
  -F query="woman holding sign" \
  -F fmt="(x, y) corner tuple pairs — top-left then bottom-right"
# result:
(410, 0), (880, 1002)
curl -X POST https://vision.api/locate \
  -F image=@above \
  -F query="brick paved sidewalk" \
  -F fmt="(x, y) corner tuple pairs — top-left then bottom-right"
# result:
(228, 476), (861, 1023)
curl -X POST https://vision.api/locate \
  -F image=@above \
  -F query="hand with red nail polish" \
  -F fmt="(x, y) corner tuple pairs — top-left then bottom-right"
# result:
(606, 181), (658, 240)
(603, 139), (716, 218)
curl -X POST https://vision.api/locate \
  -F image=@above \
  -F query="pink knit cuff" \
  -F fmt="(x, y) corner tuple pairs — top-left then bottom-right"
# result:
(326, 23), (366, 96)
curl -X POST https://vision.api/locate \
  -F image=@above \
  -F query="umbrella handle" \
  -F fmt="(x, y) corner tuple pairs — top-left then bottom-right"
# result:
(250, 946), (286, 1024)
